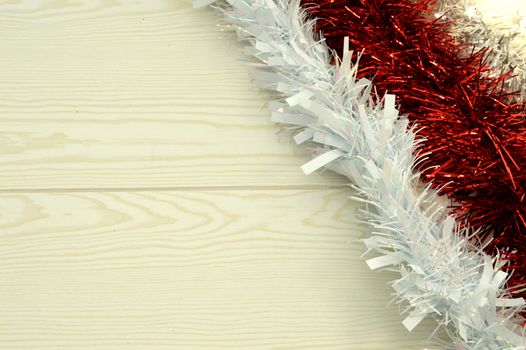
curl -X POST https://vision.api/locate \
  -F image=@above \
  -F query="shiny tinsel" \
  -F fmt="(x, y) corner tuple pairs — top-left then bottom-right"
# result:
(195, 0), (525, 348)
(301, 0), (526, 302)
(436, 0), (526, 100)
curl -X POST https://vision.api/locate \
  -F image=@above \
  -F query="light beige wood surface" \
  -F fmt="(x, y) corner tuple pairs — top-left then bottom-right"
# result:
(0, 0), (346, 191)
(0, 1), (442, 349)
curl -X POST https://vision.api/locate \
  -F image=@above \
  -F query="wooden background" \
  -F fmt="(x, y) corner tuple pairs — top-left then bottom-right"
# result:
(0, 1), (443, 349)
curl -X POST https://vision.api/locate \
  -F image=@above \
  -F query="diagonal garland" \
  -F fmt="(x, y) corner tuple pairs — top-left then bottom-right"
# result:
(194, 0), (525, 348)
(300, 0), (526, 303)
(437, 0), (526, 101)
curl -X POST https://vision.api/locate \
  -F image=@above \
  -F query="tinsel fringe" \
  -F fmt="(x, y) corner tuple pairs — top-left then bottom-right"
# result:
(299, 0), (526, 305)
(194, 0), (526, 348)
(437, 0), (526, 100)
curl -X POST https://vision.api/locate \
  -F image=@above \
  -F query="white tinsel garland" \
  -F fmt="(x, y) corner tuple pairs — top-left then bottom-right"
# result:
(437, 0), (526, 99)
(194, 0), (526, 348)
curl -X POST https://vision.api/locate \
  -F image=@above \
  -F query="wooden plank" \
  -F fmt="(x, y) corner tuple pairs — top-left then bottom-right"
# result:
(0, 0), (346, 190)
(0, 189), (442, 349)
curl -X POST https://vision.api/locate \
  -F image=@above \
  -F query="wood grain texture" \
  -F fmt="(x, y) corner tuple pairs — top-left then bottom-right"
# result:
(0, 190), (441, 349)
(0, 1), (445, 349)
(0, 0), (346, 190)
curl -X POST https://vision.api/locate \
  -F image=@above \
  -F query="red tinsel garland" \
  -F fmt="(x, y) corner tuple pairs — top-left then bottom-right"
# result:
(301, 0), (526, 292)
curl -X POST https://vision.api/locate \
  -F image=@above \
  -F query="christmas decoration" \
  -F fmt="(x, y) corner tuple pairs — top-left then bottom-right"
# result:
(437, 0), (526, 100)
(194, 0), (525, 348)
(300, 0), (526, 300)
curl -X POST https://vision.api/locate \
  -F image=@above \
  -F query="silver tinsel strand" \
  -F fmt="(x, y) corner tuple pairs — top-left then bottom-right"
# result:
(437, 0), (526, 100)
(194, 0), (526, 348)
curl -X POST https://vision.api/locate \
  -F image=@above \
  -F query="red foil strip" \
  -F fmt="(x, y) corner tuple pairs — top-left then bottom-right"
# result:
(301, 0), (526, 293)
